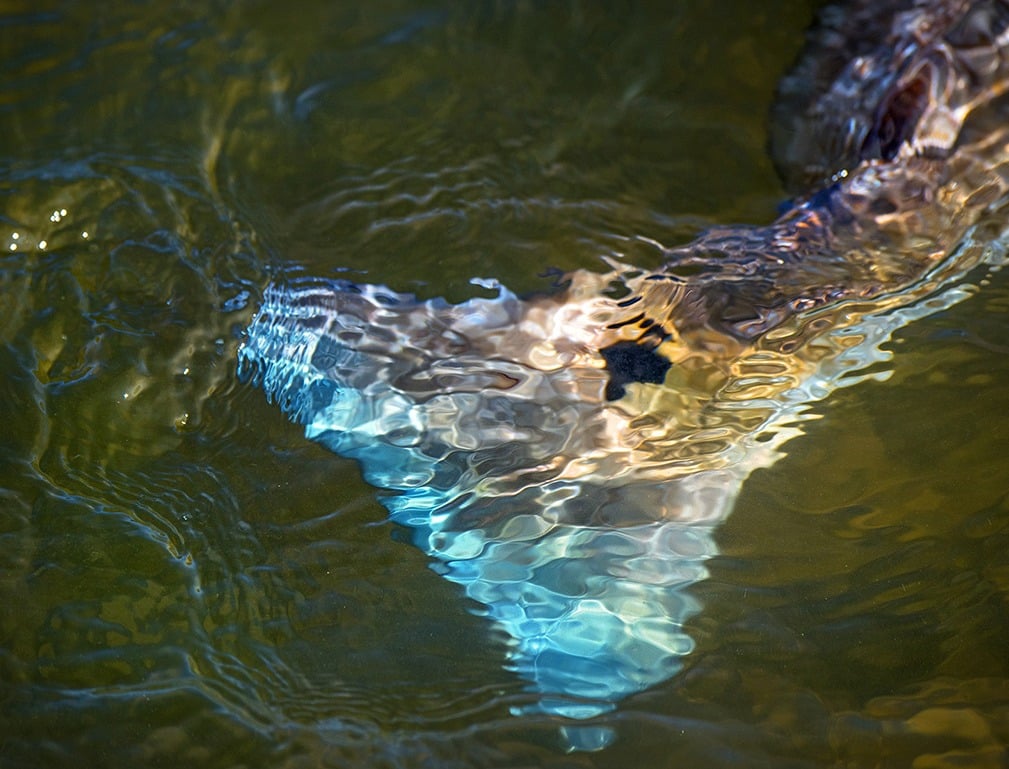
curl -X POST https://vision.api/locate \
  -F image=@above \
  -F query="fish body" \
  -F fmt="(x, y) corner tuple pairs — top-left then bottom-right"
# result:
(239, 0), (1009, 733)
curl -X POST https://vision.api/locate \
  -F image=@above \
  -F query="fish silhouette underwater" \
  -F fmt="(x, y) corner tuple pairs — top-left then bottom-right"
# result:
(239, 0), (1009, 746)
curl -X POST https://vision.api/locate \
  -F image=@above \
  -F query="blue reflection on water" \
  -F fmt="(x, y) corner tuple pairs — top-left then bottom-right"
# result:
(392, 489), (714, 720)
(238, 263), (978, 742)
(238, 275), (742, 729)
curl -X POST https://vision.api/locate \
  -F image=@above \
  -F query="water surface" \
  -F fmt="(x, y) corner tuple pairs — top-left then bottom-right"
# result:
(2, 1), (1008, 767)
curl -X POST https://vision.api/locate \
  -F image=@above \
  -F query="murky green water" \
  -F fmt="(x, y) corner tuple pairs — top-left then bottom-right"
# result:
(2, 1), (1008, 767)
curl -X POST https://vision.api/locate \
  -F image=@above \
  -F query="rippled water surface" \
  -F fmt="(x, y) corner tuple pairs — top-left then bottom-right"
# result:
(2, 1), (1009, 767)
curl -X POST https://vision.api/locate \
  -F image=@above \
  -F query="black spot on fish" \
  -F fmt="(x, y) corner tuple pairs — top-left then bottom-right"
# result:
(599, 341), (672, 401)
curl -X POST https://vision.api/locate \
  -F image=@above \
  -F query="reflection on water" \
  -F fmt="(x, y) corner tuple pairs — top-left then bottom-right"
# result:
(240, 277), (733, 741)
(238, 278), (734, 738)
(238, 228), (1001, 746)
(2, 1), (1009, 767)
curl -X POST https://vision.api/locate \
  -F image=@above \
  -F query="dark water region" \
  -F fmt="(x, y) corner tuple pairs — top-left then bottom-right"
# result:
(1, 1), (1008, 767)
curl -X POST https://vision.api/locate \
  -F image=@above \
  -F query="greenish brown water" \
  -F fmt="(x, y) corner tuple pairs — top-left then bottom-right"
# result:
(2, 1), (1008, 767)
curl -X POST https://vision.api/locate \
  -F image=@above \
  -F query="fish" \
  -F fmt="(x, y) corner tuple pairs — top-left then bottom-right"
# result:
(238, 0), (1009, 745)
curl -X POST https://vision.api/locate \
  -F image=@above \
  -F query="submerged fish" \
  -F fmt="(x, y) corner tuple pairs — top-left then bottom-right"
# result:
(239, 0), (1009, 739)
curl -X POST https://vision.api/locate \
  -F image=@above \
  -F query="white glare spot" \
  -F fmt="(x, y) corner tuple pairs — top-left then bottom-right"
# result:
(81, 231), (89, 239)
(182, 366), (190, 376)
(38, 240), (47, 250)
(8, 243), (16, 252)
(12, 232), (19, 240)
